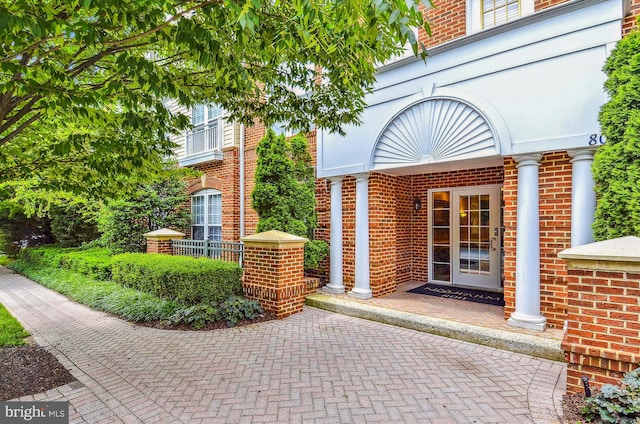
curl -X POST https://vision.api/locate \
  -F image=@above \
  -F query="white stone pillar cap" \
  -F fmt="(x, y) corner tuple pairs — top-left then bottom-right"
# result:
(558, 236), (640, 270)
(143, 228), (186, 240)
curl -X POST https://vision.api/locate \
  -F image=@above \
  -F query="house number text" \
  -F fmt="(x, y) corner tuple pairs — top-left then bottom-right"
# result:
(588, 134), (606, 146)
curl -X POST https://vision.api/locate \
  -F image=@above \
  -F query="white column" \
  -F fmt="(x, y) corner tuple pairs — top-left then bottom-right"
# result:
(323, 176), (345, 294)
(508, 154), (546, 331)
(568, 149), (596, 247)
(349, 173), (372, 299)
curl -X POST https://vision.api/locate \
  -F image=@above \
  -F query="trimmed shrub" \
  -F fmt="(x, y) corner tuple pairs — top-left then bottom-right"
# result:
(111, 253), (242, 305)
(14, 246), (113, 280)
(13, 265), (181, 322)
(60, 248), (113, 280)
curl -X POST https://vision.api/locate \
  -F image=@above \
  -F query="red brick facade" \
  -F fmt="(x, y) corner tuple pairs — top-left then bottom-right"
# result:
(180, 1), (640, 331)
(502, 152), (573, 329)
(241, 234), (309, 319)
(562, 265), (640, 393)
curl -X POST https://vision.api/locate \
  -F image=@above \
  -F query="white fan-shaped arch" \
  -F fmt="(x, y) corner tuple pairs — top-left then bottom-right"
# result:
(372, 97), (498, 169)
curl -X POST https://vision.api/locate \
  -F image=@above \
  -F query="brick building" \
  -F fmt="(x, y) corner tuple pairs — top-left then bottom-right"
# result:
(173, 0), (639, 332)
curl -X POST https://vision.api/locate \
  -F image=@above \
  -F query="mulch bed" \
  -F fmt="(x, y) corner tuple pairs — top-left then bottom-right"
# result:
(561, 391), (594, 423)
(0, 344), (76, 401)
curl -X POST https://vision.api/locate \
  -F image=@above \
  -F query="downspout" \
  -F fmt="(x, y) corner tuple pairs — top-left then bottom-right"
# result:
(239, 123), (245, 239)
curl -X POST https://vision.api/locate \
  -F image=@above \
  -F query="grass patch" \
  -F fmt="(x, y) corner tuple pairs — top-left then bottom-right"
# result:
(0, 256), (14, 267)
(0, 303), (29, 347)
(15, 266), (181, 323)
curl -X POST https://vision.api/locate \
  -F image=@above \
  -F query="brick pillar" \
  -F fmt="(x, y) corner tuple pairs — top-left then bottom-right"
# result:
(241, 230), (308, 319)
(559, 236), (640, 394)
(143, 228), (186, 254)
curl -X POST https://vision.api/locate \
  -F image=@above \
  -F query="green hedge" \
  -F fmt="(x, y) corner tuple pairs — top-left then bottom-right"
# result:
(16, 246), (113, 280)
(111, 253), (243, 305)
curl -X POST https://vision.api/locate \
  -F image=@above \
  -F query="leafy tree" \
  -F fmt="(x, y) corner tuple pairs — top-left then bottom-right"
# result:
(593, 22), (640, 239)
(1, 0), (431, 194)
(49, 203), (100, 248)
(252, 130), (328, 269)
(99, 171), (191, 253)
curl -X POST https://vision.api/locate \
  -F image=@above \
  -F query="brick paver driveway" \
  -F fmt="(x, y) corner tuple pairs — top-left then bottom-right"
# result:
(0, 268), (565, 423)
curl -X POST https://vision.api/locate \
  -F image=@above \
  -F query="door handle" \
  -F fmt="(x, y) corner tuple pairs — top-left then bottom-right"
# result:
(490, 237), (497, 252)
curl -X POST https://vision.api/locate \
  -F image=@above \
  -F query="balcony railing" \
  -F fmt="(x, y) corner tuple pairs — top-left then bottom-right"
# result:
(185, 124), (221, 156)
(171, 239), (244, 266)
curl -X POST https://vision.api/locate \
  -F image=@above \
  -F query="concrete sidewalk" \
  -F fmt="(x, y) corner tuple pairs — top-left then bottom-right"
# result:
(0, 267), (566, 423)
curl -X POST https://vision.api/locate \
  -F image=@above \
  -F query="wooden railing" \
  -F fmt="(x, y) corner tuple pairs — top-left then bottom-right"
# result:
(171, 239), (244, 266)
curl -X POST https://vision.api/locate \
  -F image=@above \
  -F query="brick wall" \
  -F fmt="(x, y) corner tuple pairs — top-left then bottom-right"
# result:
(243, 123), (266, 236)
(623, 0), (640, 36)
(408, 167), (505, 283)
(332, 167), (504, 296)
(418, 1), (466, 48)
(562, 266), (640, 393)
(503, 152), (572, 329)
(534, 0), (570, 11)
(242, 240), (308, 319)
(187, 147), (240, 242)
(145, 238), (172, 255)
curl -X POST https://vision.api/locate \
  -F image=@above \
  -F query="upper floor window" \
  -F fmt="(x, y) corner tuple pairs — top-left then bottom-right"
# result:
(271, 122), (298, 138)
(186, 104), (223, 156)
(482, 0), (519, 28)
(467, 0), (533, 33)
(191, 189), (222, 241)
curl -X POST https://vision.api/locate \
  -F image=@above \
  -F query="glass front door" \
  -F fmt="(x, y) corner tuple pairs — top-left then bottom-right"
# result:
(429, 186), (501, 290)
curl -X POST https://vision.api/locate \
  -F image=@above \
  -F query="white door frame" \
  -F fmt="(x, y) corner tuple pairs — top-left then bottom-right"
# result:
(428, 184), (502, 290)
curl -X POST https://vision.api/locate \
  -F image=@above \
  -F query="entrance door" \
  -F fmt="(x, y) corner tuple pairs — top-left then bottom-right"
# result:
(429, 186), (501, 290)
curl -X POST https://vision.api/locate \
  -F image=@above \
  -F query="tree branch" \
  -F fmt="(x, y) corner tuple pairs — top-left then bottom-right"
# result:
(0, 112), (42, 148)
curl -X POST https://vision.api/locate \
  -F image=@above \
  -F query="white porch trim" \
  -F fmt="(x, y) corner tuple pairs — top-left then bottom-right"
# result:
(508, 154), (547, 331)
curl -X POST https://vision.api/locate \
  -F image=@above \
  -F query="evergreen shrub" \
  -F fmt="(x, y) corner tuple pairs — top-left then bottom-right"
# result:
(111, 253), (242, 305)
(15, 246), (113, 280)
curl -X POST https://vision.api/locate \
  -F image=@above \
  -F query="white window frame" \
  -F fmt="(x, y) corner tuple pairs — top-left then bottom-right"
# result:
(191, 189), (222, 241)
(185, 103), (223, 156)
(466, 0), (534, 34)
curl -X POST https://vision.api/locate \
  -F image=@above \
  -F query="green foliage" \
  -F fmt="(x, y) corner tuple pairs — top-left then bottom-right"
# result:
(252, 130), (328, 269)
(1, 0), (432, 196)
(99, 170), (191, 253)
(0, 179), (101, 255)
(582, 368), (640, 423)
(0, 302), (29, 347)
(11, 264), (181, 322)
(305, 239), (330, 271)
(169, 296), (263, 329)
(14, 245), (113, 280)
(593, 22), (640, 239)
(111, 253), (243, 306)
(49, 203), (100, 247)
(0, 255), (13, 266)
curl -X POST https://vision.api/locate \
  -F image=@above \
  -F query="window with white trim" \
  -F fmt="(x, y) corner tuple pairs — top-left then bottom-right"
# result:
(467, 0), (534, 33)
(191, 189), (222, 241)
(186, 104), (223, 156)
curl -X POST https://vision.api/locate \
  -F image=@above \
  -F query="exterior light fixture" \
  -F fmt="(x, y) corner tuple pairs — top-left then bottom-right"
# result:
(413, 197), (422, 211)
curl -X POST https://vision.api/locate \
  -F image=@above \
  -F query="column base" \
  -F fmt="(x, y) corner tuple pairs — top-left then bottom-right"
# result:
(322, 284), (345, 294)
(348, 288), (372, 300)
(508, 312), (547, 331)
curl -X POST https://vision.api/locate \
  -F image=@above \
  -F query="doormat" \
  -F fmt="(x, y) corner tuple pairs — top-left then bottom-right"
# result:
(407, 284), (505, 306)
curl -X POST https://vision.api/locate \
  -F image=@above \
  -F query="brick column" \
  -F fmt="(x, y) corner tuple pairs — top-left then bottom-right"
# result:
(559, 236), (640, 394)
(143, 228), (186, 254)
(241, 230), (309, 319)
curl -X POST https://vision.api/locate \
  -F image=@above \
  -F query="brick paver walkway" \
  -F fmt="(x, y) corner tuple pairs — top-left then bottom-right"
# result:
(0, 267), (565, 423)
